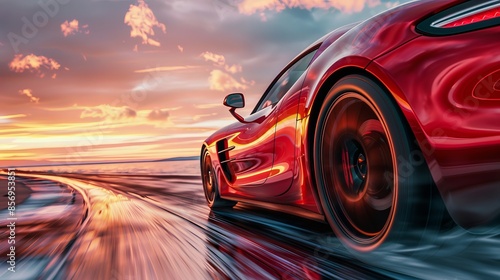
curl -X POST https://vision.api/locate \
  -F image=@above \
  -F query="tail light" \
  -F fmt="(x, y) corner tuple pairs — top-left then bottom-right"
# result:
(441, 5), (500, 28)
(417, 1), (500, 36)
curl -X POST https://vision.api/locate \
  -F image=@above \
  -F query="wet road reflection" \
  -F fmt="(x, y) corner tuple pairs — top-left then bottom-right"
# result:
(0, 176), (85, 279)
(1, 172), (499, 279)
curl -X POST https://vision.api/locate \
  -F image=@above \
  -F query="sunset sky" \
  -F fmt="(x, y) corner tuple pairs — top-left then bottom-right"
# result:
(0, 0), (409, 167)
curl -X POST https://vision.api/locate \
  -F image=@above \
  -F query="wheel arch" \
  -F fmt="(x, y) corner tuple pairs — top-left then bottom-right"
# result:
(200, 143), (207, 158)
(200, 143), (210, 171)
(305, 67), (433, 200)
(306, 67), (369, 182)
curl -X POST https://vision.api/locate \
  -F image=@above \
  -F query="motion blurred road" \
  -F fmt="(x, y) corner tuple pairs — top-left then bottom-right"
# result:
(1, 170), (499, 279)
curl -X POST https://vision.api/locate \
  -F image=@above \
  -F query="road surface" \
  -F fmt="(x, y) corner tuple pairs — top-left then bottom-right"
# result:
(1, 171), (499, 279)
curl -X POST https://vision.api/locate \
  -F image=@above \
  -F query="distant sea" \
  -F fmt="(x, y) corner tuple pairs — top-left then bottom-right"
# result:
(20, 159), (200, 176)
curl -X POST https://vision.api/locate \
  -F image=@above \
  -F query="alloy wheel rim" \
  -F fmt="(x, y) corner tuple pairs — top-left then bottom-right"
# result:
(203, 153), (215, 203)
(321, 93), (396, 246)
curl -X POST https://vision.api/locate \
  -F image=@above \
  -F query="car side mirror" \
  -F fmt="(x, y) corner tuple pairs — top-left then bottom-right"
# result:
(223, 93), (248, 123)
(223, 93), (245, 109)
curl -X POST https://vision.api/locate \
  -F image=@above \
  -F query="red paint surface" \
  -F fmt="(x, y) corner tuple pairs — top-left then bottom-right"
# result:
(203, 0), (500, 228)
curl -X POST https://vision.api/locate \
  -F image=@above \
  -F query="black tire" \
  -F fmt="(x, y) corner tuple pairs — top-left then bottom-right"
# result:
(314, 75), (450, 257)
(201, 149), (236, 208)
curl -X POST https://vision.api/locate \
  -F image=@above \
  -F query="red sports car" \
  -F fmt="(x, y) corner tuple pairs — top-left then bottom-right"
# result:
(200, 0), (500, 254)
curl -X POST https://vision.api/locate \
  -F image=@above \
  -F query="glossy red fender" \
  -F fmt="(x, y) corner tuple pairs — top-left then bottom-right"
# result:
(293, 0), (465, 214)
(203, 0), (500, 228)
(368, 25), (500, 228)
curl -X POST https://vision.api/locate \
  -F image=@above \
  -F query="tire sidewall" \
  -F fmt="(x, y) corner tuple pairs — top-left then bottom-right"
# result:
(314, 75), (428, 257)
(201, 149), (237, 209)
(201, 150), (216, 207)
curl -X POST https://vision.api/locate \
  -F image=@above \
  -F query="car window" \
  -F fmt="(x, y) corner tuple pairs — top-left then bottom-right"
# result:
(254, 49), (317, 112)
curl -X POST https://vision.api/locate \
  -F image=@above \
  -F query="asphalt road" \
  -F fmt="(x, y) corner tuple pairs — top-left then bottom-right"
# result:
(1, 172), (499, 279)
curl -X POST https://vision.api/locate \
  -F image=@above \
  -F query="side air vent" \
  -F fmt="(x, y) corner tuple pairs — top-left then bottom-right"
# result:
(216, 139), (235, 183)
(417, 0), (500, 36)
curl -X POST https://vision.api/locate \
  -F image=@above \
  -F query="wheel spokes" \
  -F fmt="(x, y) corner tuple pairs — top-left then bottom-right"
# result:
(322, 95), (395, 239)
(203, 154), (215, 202)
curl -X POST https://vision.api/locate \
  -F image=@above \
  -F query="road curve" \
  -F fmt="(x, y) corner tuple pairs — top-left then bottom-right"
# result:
(1, 172), (499, 280)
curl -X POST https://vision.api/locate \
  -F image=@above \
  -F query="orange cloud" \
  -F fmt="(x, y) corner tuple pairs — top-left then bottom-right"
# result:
(195, 104), (221, 109)
(147, 109), (170, 121)
(201, 51), (243, 73)
(238, 0), (381, 15)
(19, 89), (40, 103)
(134, 65), (199, 73)
(225, 64), (242, 74)
(80, 105), (137, 120)
(61, 19), (89, 37)
(201, 51), (226, 66)
(240, 77), (256, 86)
(177, 45), (184, 53)
(208, 70), (249, 91)
(202, 51), (252, 91)
(0, 114), (26, 125)
(124, 0), (166, 47)
(193, 113), (217, 121)
(0, 114), (27, 120)
(9, 54), (60, 77)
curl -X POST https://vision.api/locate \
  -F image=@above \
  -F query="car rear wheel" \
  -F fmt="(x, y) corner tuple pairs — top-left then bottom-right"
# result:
(314, 75), (449, 255)
(201, 149), (236, 208)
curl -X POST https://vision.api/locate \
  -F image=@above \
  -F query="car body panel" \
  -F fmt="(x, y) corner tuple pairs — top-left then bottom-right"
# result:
(202, 0), (500, 229)
(226, 104), (277, 188)
(292, 0), (465, 214)
(370, 24), (500, 228)
(298, 0), (464, 119)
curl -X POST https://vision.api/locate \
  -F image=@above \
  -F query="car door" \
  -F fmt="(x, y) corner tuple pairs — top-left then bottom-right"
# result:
(227, 49), (318, 195)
